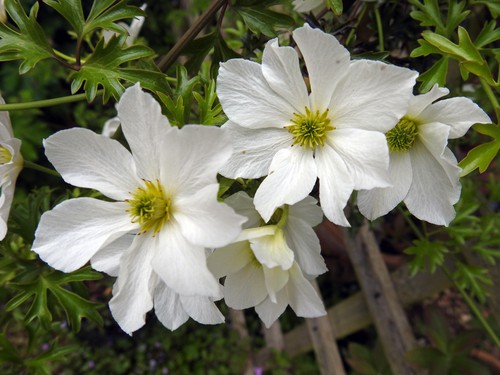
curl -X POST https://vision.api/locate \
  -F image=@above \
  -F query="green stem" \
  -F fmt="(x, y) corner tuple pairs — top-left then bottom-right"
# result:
(442, 266), (500, 348)
(156, 0), (228, 71)
(399, 206), (426, 240)
(53, 49), (78, 64)
(0, 91), (102, 111)
(345, 2), (367, 47)
(480, 78), (500, 123)
(24, 161), (60, 177)
(374, 4), (384, 51)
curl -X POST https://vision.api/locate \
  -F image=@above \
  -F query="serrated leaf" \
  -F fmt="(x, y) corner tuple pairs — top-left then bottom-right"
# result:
(417, 56), (449, 92)
(84, 0), (143, 37)
(405, 347), (444, 369)
(410, 38), (443, 58)
(236, 7), (294, 37)
(409, 0), (446, 33)
(326, 0), (343, 16)
(43, 0), (85, 36)
(474, 20), (500, 48)
(404, 240), (449, 276)
(0, 0), (54, 74)
(459, 124), (500, 175)
(422, 27), (483, 63)
(70, 35), (156, 101)
(445, 1), (469, 36)
(453, 262), (492, 303)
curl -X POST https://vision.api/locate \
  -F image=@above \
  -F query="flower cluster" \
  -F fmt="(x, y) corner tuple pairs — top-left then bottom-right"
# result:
(23, 24), (489, 334)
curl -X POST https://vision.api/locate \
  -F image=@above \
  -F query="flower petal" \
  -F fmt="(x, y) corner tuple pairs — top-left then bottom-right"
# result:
(293, 24), (350, 111)
(255, 292), (288, 328)
(284, 216), (327, 277)
(331, 60), (417, 132)
(44, 128), (141, 201)
(224, 263), (267, 309)
(219, 121), (293, 179)
(404, 123), (461, 225)
(154, 281), (189, 331)
(406, 84), (449, 118)
(293, 0), (324, 13)
(224, 191), (261, 229)
(262, 265), (289, 303)
(102, 116), (121, 137)
(116, 83), (172, 179)
(91, 233), (136, 276)
(250, 227), (295, 270)
(288, 195), (323, 227)
(152, 222), (220, 297)
(262, 39), (308, 112)
(180, 294), (224, 325)
(33, 198), (137, 272)
(175, 184), (245, 248)
(217, 59), (295, 129)
(357, 151), (412, 220)
(254, 147), (317, 222)
(315, 145), (353, 226)
(329, 128), (390, 190)
(419, 97), (491, 139)
(207, 241), (253, 278)
(0, 96), (13, 139)
(287, 263), (326, 318)
(109, 235), (156, 335)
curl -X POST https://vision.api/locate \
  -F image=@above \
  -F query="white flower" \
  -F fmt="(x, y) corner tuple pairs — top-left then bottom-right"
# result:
(217, 24), (418, 226)
(0, 95), (23, 240)
(357, 84), (491, 226)
(32, 84), (245, 334)
(293, 0), (325, 14)
(102, 116), (121, 137)
(208, 192), (326, 327)
(103, 4), (147, 46)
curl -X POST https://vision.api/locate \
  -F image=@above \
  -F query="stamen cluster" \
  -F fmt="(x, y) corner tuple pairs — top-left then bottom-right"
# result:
(286, 107), (334, 149)
(386, 117), (418, 152)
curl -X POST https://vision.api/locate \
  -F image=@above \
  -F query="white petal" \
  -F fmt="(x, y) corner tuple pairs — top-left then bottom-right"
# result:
(159, 125), (234, 193)
(224, 191), (261, 229)
(288, 195), (323, 227)
(207, 241), (253, 278)
(262, 265), (289, 303)
(249, 227), (294, 270)
(331, 60), (417, 132)
(217, 59), (295, 129)
(419, 97), (491, 139)
(0, 96), (13, 138)
(255, 292), (288, 328)
(406, 84), (449, 118)
(33, 198), (137, 272)
(175, 184), (245, 248)
(154, 281), (189, 331)
(180, 294), (224, 325)
(116, 83), (172, 179)
(284, 216), (327, 277)
(152, 222), (220, 297)
(293, 24), (350, 111)
(102, 116), (121, 137)
(287, 263), (326, 318)
(0, 139), (22, 239)
(44, 128), (141, 201)
(404, 123), (461, 225)
(109, 235), (156, 335)
(262, 39), (308, 112)
(329, 128), (390, 190)
(224, 263), (267, 309)
(357, 151), (413, 220)
(293, 0), (324, 13)
(219, 121), (293, 179)
(315, 145), (353, 226)
(91, 233), (135, 276)
(254, 147), (317, 222)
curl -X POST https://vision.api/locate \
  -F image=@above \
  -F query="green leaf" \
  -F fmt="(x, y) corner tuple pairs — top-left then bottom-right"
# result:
(84, 0), (144, 37)
(473, 20), (500, 48)
(453, 262), (493, 303)
(70, 35), (157, 101)
(0, 0), (54, 74)
(326, 0), (343, 16)
(459, 124), (500, 175)
(410, 38), (443, 58)
(445, 1), (470, 36)
(417, 56), (449, 93)
(236, 6), (294, 37)
(409, 0), (446, 34)
(406, 347), (446, 372)
(474, 1), (500, 18)
(422, 27), (483, 64)
(405, 240), (449, 276)
(43, 0), (85, 36)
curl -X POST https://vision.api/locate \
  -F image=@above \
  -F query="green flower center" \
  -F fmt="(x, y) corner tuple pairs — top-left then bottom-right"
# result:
(127, 180), (172, 235)
(286, 107), (334, 149)
(0, 146), (12, 164)
(386, 117), (418, 152)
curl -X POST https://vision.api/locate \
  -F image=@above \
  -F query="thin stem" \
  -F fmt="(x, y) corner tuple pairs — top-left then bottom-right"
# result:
(374, 4), (384, 51)
(156, 0), (228, 71)
(480, 78), (499, 123)
(345, 2), (367, 47)
(399, 206), (426, 240)
(24, 161), (60, 177)
(442, 266), (500, 348)
(0, 91), (103, 111)
(53, 49), (77, 64)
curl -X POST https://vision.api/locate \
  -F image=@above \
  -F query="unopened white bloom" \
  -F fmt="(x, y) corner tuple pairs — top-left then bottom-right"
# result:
(0, 95), (23, 240)
(32, 84), (245, 334)
(208, 192), (326, 327)
(218, 24), (417, 226)
(358, 84), (491, 225)
(103, 4), (147, 46)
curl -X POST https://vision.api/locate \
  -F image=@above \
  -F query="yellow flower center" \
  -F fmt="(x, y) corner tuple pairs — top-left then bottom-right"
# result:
(127, 180), (172, 235)
(286, 107), (334, 149)
(386, 117), (418, 152)
(0, 146), (12, 164)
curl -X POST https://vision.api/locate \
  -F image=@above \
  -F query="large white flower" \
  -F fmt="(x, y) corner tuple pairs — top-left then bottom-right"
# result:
(217, 24), (418, 226)
(357, 84), (491, 225)
(32, 84), (245, 334)
(208, 192), (326, 327)
(0, 95), (23, 240)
